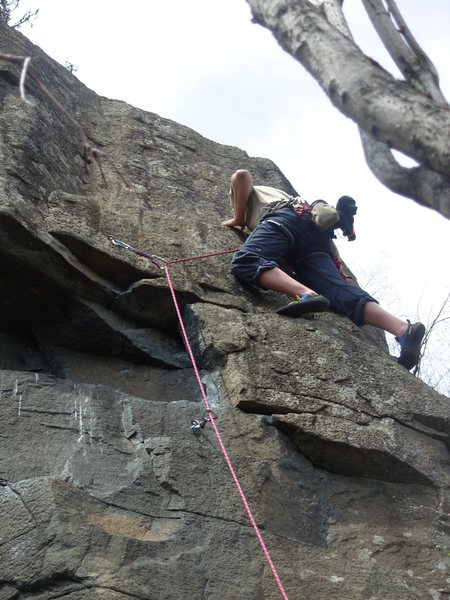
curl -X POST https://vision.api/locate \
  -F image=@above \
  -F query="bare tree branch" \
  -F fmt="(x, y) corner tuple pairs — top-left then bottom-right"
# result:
(360, 131), (450, 216)
(414, 291), (450, 384)
(361, 0), (446, 103)
(0, 0), (38, 28)
(385, 0), (442, 86)
(10, 8), (38, 29)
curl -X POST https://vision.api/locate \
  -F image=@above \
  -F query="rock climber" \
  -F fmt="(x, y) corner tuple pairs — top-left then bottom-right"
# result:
(222, 169), (425, 371)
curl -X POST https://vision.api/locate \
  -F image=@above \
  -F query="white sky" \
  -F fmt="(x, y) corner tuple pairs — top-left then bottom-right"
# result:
(15, 0), (450, 392)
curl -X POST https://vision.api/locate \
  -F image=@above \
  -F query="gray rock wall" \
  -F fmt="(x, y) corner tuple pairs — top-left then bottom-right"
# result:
(1, 24), (448, 600)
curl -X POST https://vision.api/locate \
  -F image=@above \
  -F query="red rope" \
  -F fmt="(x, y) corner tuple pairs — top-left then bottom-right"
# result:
(332, 255), (353, 281)
(167, 247), (240, 265)
(164, 264), (289, 600)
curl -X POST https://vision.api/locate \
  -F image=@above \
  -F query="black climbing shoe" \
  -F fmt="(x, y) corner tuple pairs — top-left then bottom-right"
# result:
(276, 294), (330, 317)
(396, 321), (425, 371)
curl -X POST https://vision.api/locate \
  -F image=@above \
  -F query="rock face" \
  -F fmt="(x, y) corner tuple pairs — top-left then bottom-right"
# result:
(0, 24), (448, 600)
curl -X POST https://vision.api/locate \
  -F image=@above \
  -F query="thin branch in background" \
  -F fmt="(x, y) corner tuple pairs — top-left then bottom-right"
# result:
(11, 7), (39, 29)
(429, 366), (450, 391)
(63, 61), (78, 74)
(413, 291), (450, 383)
(0, 53), (129, 188)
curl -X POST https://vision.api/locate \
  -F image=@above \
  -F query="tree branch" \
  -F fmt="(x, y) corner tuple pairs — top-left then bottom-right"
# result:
(385, 0), (441, 85)
(360, 131), (450, 217)
(361, 0), (447, 103)
(414, 291), (450, 382)
(0, 0), (39, 28)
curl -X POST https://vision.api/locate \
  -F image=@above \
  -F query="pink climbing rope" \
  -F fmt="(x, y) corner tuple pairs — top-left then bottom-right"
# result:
(164, 264), (289, 600)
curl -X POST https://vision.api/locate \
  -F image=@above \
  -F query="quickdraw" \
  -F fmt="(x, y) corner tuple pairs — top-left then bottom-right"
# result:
(108, 235), (166, 270)
(108, 234), (239, 268)
(190, 409), (218, 430)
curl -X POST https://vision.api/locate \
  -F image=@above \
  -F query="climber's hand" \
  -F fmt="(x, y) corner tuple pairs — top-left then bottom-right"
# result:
(221, 217), (245, 230)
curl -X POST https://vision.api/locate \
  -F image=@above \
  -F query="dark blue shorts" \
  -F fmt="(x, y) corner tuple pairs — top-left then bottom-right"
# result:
(231, 207), (376, 326)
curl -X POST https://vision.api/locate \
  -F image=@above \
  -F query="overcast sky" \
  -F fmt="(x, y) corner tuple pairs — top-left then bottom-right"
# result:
(16, 0), (450, 392)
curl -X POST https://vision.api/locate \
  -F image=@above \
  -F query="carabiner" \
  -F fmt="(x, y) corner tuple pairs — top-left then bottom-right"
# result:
(108, 235), (166, 270)
(149, 254), (167, 269)
(108, 235), (132, 251)
(190, 409), (218, 430)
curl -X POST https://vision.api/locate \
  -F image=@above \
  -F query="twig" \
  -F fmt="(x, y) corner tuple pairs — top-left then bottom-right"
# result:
(414, 291), (450, 381)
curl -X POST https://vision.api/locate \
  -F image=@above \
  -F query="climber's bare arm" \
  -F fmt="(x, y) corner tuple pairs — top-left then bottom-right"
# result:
(221, 169), (253, 229)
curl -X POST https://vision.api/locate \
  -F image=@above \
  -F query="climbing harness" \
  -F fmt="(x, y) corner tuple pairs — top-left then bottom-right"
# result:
(109, 235), (290, 600)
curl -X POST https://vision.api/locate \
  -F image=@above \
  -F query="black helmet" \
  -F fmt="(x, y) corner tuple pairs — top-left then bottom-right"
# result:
(336, 195), (357, 241)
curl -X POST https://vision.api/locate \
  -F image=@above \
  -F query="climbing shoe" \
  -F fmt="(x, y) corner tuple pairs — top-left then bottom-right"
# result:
(396, 320), (425, 371)
(276, 294), (330, 317)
